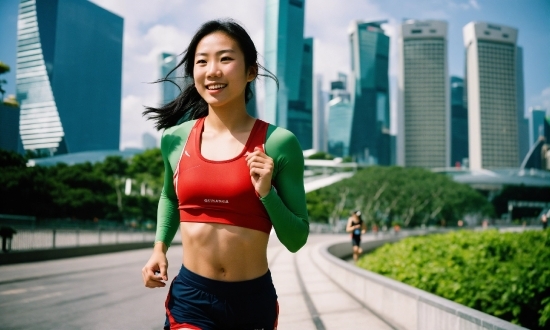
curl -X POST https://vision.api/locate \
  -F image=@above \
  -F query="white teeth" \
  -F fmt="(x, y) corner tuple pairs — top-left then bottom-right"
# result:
(207, 84), (226, 90)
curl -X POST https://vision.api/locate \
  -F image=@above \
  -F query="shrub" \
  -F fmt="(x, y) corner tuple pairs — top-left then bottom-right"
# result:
(357, 230), (550, 329)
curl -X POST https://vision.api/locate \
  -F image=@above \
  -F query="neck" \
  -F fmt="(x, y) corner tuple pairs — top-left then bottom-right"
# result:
(205, 101), (254, 132)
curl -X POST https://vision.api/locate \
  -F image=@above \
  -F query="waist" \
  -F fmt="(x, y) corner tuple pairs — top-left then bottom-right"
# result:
(177, 263), (275, 297)
(179, 208), (272, 234)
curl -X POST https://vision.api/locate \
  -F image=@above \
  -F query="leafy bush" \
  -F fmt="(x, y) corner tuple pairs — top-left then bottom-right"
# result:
(357, 230), (550, 329)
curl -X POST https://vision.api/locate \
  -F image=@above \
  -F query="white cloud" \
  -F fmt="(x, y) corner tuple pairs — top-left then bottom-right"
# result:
(529, 86), (550, 112)
(120, 95), (162, 150)
(90, 0), (417, 147)
(89, 0), (265, 150)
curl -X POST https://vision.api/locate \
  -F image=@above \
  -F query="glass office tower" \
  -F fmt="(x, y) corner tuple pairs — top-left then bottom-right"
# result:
(264, 0), (313, 149)
(348, 20), (391, 164)
(159, 53), (180, 106)
(0, 103), (21, 152)
(464, 22), (518, 169)
(327, 85), (353, 157)
(16, 0), (123, 155)
(398, 20), (450, 168)
(451, 76), (468, 167)
(529, 107), (547, 145)
(516, 46), (529, 163)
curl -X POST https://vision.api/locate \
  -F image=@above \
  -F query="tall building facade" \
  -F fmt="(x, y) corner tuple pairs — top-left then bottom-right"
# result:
(313, 74), (327, 152)
(348, 20), (391, 164)
(264, 0), (313, 150)
(327, 84), (353, 157)
(398, 20), (450, 168)
(0, 103), (21, 152)
(16, 0), (123, 155)
(516, 46), (529, 163)
(451, 76), (468, 167)
(529, 107), (547, 145)
(464, 22), (519, 169)
(159, 53), (180, 106)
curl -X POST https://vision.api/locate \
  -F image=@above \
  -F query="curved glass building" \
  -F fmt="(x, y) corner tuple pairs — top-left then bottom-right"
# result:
(16, 0), (123, 155)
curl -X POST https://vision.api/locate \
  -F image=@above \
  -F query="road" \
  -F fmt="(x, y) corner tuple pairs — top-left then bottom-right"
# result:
(0, 234), (394, 330)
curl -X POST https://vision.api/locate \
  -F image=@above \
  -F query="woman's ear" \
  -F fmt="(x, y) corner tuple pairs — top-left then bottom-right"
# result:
(247, 64), (258, 82)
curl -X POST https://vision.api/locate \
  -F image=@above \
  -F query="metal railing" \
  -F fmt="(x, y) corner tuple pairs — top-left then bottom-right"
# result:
(8, 228), (171, 251)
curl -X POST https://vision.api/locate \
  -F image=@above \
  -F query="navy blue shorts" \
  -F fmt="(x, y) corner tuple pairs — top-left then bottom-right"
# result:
(352, 234), (361, 247)
(164, 264), (279, 330)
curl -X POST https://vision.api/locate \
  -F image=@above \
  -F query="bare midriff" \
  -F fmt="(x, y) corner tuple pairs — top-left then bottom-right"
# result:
(179, 222), (269, 281)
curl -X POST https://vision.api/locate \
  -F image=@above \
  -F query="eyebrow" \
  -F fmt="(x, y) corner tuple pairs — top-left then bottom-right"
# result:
(195, 49), (236, 57)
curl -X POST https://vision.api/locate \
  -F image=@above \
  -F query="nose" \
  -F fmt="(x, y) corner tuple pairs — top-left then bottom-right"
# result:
(206, 62), (222, 78)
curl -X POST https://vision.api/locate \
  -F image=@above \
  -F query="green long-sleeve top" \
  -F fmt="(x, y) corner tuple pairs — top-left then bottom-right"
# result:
(154, 119), (309, 253)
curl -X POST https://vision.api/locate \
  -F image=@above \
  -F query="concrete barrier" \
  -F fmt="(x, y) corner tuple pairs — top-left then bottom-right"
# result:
(317, 237), (528, 330)
(0, 241), (180, 265)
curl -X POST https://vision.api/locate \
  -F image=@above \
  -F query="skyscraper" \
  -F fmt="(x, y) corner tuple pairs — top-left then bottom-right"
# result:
(398, 20), (450, 168)
(529, 107), (547, 145)
(16, 0), (123, 155)
(327, 83), (353, 157)
(313, 74), (327, 152)
(516, 46), (529, 163)
(451, 76), (468, 167)
(264, 0), (313, 150)
(348, 20), (391, 164)
(0, 103), (21, 152)
(464, 22), (519, 169)
(159, 52), (180, 106)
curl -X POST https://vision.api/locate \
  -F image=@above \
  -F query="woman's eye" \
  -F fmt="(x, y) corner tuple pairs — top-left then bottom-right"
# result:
(196, 59), (206, 64)
(221, 57), (233, 62)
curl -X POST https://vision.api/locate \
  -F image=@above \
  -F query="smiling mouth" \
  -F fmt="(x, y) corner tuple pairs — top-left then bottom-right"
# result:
(206, 84), (227, 90)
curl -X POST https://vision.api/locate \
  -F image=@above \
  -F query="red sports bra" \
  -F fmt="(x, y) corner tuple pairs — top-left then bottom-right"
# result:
(173, 117), (272, 234)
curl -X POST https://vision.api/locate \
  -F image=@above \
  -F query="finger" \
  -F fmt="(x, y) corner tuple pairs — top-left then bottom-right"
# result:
(246, 152), (264, 163)
(146, 280), (166, 288)
(159, 264), (168, 281)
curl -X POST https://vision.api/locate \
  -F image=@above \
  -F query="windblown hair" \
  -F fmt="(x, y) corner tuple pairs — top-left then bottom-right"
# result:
(143, 19), (278, 130)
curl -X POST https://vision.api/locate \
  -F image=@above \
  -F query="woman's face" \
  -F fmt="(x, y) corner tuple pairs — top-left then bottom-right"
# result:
(193, 31), (255, 109)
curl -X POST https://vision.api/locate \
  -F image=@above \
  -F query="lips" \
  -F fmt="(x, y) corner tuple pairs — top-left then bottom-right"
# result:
(206, 84), (227, 90)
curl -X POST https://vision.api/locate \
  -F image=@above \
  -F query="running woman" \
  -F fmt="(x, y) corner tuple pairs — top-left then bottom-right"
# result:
(141, 19), (309, 330)
(346, 210), (366, 262)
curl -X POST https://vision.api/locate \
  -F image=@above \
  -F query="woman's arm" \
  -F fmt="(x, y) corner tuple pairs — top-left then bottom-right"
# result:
(142, 122), (194, 288)
(154, 129), (182, 247)
(261, 127), (309, 253)
(345, 217), (355, 233)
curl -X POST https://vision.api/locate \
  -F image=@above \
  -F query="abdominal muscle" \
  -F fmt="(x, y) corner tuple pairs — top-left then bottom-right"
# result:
(179, 222), (269, 281)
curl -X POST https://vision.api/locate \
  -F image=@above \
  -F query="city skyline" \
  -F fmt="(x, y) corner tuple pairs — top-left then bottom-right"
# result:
(0, 0), (548, 151)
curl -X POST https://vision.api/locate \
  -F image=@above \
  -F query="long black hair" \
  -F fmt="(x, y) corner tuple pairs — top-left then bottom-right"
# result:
(143, 19), (278, 130)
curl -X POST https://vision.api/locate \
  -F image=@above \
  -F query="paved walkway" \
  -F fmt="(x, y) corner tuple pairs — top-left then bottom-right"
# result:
(0, 234), (395, 329)
(269, 234), (395, 330)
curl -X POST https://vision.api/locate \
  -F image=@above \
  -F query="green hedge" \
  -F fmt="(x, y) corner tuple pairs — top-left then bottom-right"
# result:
(357, 230), (550, 329)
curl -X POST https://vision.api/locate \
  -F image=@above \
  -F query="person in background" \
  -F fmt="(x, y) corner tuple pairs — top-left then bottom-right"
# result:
(140, 19), (309, 329)
(542, 214), (548, 230)
(346, 210), (366, 262)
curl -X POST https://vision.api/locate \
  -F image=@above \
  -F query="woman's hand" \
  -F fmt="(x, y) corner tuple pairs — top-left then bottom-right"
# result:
(142, 243), (168, 288)
(246, 147), (274, 198)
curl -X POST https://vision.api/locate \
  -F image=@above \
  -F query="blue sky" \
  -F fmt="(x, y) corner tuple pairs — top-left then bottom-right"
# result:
(1, 0), (549, 149)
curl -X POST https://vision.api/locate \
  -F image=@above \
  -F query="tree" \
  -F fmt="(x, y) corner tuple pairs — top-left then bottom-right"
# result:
(306, 166), (493, 226)
(95, 156), (128, 213)
(0, 149), (26, 168)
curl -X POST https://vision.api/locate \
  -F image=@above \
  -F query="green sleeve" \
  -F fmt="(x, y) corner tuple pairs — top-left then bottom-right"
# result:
(154, 120), (196, 248)
(262, 126), (309, 253)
